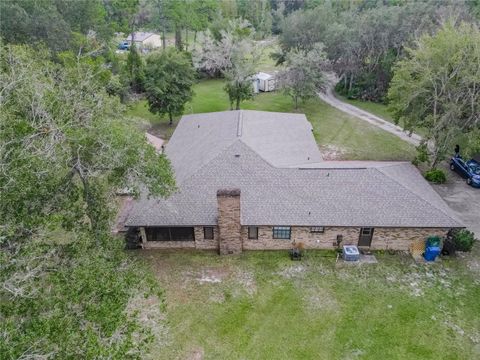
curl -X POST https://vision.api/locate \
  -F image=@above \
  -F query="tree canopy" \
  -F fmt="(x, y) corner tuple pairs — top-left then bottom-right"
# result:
(277, 1), (478, 102)
(193, 19), (258, 110)
(145, 49), (196, 124)
(277, 43), (329, 109)
(388, 22), (480, 168)
(0, 44), (175, 358)
(0, 44), (175, 242)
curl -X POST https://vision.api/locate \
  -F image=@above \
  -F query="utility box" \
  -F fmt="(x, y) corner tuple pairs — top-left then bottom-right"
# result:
(343, 245), (360, 261)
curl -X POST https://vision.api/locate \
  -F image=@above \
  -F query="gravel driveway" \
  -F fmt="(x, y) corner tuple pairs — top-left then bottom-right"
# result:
(318, 74), (422, 147)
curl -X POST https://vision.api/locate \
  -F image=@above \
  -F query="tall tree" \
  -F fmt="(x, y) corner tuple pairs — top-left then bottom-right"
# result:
(193, 19), (258, 109)
(126, 42), (145, 92)
(0, 44), (175, 242)
(388, 22), (480, 168)
(277, 43), (329, 108)
(144, 49), (196, 125)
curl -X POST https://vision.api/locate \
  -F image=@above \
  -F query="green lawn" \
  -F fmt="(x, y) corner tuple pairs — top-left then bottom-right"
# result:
(127, 79), (415, 160)
(140, 249), (480, 360)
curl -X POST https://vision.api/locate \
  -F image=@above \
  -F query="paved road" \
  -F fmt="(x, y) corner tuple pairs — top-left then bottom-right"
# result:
(318, 75), (422, 147)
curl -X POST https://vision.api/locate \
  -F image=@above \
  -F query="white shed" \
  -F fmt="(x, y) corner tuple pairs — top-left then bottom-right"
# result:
(256, 72), (275, 92)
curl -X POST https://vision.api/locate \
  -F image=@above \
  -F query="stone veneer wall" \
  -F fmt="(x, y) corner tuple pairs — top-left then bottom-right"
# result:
(242, 226), (450, 251)
(217, 189), (242, 255)
(242, 226), (360, 250)
(370, 227), (449, 251)
(194, 226), (219, 250)
(139, 225), (450, 252)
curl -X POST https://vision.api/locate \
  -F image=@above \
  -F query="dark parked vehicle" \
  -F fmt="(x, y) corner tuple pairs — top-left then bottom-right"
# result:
(450, 157), (480, 187)
(118, 41), (130, 50)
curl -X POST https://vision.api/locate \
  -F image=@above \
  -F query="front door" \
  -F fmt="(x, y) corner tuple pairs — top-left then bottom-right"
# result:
(358, 227), (374, 247)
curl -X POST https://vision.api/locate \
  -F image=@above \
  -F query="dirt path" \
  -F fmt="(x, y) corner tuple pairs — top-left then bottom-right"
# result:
(318, 75), (422, 147)
(146, 132), (165, 152)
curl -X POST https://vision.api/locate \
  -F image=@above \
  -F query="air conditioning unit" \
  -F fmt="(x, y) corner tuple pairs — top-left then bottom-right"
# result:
(343, 245), (360, 261)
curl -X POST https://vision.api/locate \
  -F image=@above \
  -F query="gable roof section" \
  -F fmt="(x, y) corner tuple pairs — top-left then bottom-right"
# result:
(165, 110), (322, 183)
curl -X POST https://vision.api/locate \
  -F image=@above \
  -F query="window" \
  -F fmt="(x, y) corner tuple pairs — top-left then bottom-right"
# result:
(170, 227), (195, 241)
(146, 227), (194, 241)
(310, 226), (325, 233)
(273, 226), (291, 239)
(248, 226), (258, 240)
(146, 227), (170, 241)
(204, 226), (214, 240)
(361, 227), (373, 236)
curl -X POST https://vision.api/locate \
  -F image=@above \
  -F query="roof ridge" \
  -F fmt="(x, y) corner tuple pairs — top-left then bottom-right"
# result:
(237, 110), (243, 137)
(289, 161), (409, 169)
(374, 166), (463, 226)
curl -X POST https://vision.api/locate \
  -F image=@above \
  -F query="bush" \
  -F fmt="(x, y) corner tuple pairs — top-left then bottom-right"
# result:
(424, 169), (446, 184)
(1, 236), (163, 359)
(451, 229), (476, 252)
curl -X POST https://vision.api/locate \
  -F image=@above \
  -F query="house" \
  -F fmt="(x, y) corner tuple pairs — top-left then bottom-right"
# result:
(126, 32), (162, 49)
(256, 72), (275, 92)
(125, 110), (463, 254)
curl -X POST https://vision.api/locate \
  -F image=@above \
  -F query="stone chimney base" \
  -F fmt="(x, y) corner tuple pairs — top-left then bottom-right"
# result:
(217, 189), (242, 255)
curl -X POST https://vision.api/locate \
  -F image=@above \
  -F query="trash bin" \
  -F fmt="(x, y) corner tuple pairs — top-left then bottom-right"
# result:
(424, 246), (441, 261)
(426, 236), (441, 248)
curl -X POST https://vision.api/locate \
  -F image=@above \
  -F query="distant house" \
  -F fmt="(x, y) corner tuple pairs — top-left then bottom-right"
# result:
(125, 110), (463, 254)
(126, 32), (162, 49)
(256, 72), (275, 92)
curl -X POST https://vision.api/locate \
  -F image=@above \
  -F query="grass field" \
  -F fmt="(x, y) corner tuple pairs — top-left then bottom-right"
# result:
(139, 249), (480, 360)
(127, 79), (415, 161)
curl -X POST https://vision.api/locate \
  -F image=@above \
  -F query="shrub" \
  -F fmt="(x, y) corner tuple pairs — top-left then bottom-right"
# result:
(451, 229), (476, 252)
(1, 236), (162, 359)
(424, 169), (446, 184)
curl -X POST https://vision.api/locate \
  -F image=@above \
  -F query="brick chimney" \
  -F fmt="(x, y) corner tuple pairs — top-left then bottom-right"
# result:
(217, 188), (242, 255)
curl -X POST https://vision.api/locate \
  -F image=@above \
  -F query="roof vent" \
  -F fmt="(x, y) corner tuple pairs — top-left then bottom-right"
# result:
(234, 154), (241, 158)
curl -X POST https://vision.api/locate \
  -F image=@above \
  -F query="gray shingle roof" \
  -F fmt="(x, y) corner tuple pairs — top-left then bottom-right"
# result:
(126, 111), (462, 228)
(165, 110), (322, 183)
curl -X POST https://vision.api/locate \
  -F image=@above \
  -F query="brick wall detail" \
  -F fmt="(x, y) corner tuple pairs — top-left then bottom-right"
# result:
(140, 225), (449, 252)
(217, 189), (242, 255)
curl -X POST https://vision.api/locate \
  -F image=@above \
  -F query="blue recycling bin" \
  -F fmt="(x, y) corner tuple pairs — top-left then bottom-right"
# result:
(424, 246), (441, 261)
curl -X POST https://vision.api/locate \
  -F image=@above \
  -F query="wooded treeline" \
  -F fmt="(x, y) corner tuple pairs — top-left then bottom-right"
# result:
(276, 0), (479, 102)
